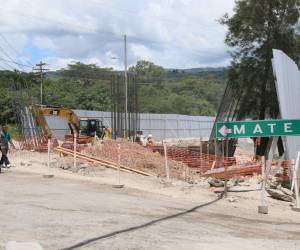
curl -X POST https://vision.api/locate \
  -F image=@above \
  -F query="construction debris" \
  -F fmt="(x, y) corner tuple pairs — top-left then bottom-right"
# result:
(202, 163), (261, 179)
(55, 146), (152, 176)
(208, 178), (224, 187)
(81, 140), (194, 180)
(267, 188), (294, 202)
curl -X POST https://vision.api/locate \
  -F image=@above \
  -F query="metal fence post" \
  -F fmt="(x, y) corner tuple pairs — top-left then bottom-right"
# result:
(163, 140), (170, 182)
(73, 134), (77, 170)
(43, 136), (54, 178)
(258, 156), (268, 214)
(113, 143), (124, 188)
(200, 137), (202, 167)
(292, 152), (300, 211)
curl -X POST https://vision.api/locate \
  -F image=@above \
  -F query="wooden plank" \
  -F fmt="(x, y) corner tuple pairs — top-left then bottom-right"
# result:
(55, 147), (155, 177)
(55, 148), (125, 171)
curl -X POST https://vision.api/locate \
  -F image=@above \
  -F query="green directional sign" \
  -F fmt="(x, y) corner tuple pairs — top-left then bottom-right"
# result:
(216, 119), (300, 139)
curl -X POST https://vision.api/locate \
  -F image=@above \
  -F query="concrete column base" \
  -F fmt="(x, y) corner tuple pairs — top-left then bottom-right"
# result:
(258, 205), (268, 214)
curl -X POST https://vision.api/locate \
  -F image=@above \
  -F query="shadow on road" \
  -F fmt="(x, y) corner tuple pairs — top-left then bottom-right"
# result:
(61, 192), (224, 250)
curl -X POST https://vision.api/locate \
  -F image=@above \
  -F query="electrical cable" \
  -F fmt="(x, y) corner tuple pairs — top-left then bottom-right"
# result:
(0, 33), (34, 67)
(0, 56), (32, 69)
(87, 0), (215, 31)
(0, 7), (220, 58)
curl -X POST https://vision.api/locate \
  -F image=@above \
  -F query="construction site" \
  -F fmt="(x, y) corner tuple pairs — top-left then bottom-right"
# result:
(1, 1), (300, 250)
(0, 48), (299, 250)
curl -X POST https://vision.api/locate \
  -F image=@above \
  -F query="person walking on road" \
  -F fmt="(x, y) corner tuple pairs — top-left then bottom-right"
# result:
(0, 125), (15, 168)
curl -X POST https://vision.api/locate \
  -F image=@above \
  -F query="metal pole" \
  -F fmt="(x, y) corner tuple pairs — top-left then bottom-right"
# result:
(124, 34), (128, 138)
(214, 138), (217, 162)
(163, 141), (170, 182)
(40, 65), (43, 105)
(200, 137), (202, 168)
(224, 139), (228, 197)
(117, 143), (121, 185)
(293, 164), (300, 209)
(43, 137), (54, 178)
(113, 143), (124, 188)
(47, 138), (50, 172)
(293, 152), (300, 211)
(258, 156), (268, 214)
(73, 134), (77, 170)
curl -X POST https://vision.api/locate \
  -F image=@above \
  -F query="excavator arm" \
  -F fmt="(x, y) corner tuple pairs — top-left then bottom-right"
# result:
(30, 105), (106, 142)
(29, 105), (53, 138)
(34, 106), (81, 136)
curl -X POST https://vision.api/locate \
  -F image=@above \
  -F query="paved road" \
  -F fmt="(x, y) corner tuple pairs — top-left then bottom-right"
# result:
(0, 171), (300, 250)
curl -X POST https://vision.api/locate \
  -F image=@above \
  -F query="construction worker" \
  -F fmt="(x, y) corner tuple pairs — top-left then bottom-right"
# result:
(0, 125), (15, 168)
(146, 134), (156, 147)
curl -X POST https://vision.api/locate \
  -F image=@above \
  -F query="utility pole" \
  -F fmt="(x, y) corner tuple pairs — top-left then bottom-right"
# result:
(124, 34), (128, 138)
(34, 61), (48, 105)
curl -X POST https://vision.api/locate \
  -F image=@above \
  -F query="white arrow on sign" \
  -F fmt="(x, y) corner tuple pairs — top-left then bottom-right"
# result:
(218, 125), (232, 137)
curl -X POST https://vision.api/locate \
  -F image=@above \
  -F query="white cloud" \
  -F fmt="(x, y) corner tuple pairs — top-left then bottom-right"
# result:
(0, 0), (235, 70)
(130, 44), (153, 61)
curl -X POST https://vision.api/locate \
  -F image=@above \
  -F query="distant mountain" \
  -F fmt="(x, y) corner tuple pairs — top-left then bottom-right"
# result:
(166, 67), (227, 79)
(166, 67), (227, 74)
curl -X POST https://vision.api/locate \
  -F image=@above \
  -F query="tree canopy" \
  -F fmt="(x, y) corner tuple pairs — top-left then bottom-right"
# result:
(0, 60), (226, 124)
(221, 0), (300, 120)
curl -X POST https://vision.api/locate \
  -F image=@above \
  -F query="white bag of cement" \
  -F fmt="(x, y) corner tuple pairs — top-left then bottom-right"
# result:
(5, 241), (43, 250)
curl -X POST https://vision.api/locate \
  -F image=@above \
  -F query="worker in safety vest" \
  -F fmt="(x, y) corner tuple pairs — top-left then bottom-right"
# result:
(0, 125), (15, 168)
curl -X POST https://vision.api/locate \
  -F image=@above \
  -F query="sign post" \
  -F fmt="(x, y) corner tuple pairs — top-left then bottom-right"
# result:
(216, 119), (300, 213)
(216, 119), (300, 139)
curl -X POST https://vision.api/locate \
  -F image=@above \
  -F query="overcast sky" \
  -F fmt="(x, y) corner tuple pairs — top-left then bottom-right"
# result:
(0, 0), (235, 71)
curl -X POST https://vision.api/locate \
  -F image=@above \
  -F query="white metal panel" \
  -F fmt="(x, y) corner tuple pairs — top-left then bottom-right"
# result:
(44, 116), (70, 141)
(73, 110), (214, 140)
(272, 49), (300, 160)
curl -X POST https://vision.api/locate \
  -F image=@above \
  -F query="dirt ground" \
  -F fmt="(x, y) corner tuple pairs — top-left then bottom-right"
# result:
(0, 150), (300, 250)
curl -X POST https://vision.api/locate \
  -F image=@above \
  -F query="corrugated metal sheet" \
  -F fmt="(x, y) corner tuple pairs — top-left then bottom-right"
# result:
(44, 109), (214, 140)
(44, 116), (70, 141)
(272, 49), (300, 161)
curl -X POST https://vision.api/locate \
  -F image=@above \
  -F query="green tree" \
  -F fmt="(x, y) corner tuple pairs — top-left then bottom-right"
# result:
(129, 60), (165, 82)
(221, 0), (300, 119)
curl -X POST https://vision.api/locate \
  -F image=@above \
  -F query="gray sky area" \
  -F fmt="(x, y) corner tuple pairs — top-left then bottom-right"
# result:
(0, 0), (235, 70)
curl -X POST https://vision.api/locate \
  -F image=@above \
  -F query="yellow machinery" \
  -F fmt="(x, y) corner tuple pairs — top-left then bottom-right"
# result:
(29, 105), (111, 142)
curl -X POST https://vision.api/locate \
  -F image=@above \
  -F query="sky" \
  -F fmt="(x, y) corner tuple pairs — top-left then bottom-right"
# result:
(0, 0), (236, 71)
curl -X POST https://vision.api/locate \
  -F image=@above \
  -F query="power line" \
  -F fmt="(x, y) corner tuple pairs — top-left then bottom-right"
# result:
(0, 7), (215, 57)
(0, 44), (25, 71)
(0, 33), (34, 67)
(0, 56), (32, 69)
(0, 7), (104, 34)
(0, 5), (226, 69)
(87, 0), (215, 31)
(0, 60), (16, 71)
(0, 42), (32, 71)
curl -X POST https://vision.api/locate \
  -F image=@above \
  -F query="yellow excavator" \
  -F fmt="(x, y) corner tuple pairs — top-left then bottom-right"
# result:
(29, 105), (111, 143)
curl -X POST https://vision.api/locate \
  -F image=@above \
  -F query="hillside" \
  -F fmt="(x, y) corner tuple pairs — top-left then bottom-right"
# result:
(0, 61), (227, 124)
